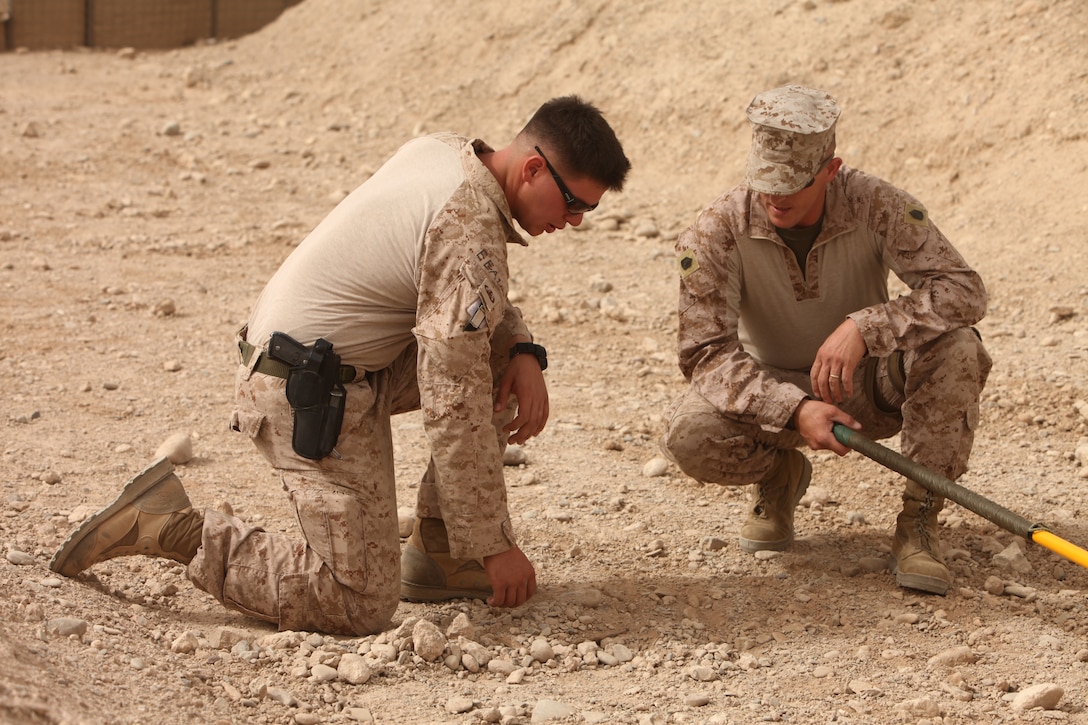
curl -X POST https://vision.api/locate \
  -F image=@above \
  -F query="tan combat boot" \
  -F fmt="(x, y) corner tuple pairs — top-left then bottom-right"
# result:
(891, 481), (950, 595)
(400, 517), (492, 602)
(50, 457), (204, 577)
(739, 448), (812, 553)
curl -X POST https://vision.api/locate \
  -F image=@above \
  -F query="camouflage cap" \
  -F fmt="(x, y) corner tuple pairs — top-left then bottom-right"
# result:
(744, 84), (840, 195)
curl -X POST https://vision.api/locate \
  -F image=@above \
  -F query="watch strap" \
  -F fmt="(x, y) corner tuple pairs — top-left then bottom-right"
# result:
(509, 342), (548, 370)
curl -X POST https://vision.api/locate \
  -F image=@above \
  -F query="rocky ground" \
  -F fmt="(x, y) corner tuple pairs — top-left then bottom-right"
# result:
(1, 0), (1088, 723)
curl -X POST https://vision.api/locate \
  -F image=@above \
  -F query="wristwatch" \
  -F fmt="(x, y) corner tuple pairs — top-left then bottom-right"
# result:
(509, 342), (548, 371)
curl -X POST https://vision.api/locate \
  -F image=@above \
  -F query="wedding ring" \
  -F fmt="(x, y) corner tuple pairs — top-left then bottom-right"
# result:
(829, 374), (841, 380)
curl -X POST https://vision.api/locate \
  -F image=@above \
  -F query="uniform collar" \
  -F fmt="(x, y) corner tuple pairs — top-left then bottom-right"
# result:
(466, 138), (529, 247)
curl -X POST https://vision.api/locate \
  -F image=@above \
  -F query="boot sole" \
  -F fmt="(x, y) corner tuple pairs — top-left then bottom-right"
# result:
(50, 457), (182, 576)
(400, 582), (491, 603)
(894, 567), (950, 595)
(739, 456), (812, 553)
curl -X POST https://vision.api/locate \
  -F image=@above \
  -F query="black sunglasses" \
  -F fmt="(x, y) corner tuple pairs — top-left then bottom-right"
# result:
(800, 156), (836, 190)
(534, 145), (598, 213)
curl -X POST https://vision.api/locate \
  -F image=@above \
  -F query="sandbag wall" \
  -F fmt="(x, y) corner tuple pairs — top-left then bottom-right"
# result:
(0, 0), (302, 51)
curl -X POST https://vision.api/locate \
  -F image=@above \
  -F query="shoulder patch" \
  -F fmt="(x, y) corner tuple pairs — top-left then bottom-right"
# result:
(677, 249), (700, 278)
(904, 202), (929, 227)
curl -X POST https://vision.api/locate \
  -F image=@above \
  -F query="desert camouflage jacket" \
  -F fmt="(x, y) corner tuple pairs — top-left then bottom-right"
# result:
(674, 165), (987, 429)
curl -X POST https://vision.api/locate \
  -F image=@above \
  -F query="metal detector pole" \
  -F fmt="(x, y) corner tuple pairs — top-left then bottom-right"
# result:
(832, 423), (1088, 570)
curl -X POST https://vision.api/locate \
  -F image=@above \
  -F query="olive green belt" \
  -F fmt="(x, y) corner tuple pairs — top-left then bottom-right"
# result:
(238, 339), (358, 383)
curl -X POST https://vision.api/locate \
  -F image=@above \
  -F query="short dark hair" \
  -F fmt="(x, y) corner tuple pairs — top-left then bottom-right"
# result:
(520, 96), (631, 191)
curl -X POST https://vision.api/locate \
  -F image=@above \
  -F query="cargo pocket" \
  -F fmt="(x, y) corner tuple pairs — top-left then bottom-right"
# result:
(288, 482), (369, 594)
(229, 408), (265, 439)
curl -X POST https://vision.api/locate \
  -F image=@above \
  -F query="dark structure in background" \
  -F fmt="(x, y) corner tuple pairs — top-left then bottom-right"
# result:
(0, 0), (304, 52)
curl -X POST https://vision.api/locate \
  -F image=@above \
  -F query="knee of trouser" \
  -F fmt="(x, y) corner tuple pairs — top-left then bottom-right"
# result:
(661, 409), (709, 471)
(905, 327), (990, 392)
(277, 573), (398, 636)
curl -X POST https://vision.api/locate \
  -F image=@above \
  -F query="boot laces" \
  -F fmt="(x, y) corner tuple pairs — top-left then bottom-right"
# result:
(913, 492), (936, 554)
(751, 486), (771, 518)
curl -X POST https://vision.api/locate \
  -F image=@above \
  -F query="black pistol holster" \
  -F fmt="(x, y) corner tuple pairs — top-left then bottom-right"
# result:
(266, 332), (347, 460)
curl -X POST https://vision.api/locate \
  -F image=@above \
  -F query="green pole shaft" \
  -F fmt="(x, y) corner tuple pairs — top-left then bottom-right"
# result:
(831, 423), (1040, 539)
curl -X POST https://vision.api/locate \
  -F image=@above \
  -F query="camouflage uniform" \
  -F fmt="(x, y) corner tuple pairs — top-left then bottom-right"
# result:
(187, 134), (528, 634)
(663, 163), (991, 488)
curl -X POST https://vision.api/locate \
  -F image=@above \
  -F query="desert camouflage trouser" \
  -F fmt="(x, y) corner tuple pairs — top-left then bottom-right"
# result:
(662, 327), (992, 486)
(187, 339), (515, 636)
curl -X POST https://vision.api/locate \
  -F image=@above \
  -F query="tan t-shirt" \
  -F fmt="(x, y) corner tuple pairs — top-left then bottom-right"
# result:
(248, 133), (525, 369)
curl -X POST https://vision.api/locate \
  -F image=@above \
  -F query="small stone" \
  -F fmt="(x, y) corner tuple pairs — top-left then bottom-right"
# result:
(153, 299), (176, 316)
(1004, 584), (1037, 600)
(894, 697), (940, 717)
(641, 457), (669, 477)
(800, 485), (832, 506)
(983, 575), (1005, 595)
(476, 707), (502, 723)
(701, 536), (728, 551)
(588, 275), (613, 293)
(446, 696), (474, 714)
(1011, 683), (1063, 713)
(633, 220), (659, 238)
(266, 687), (297, 707)
(445, 612), (474, 640)
(530, 638), (554, 663)
(487, 658), (516, 676)
(848, 680), (881, 695)
(531, 700), (576, 722)
(45, 618), (88, 638)
(6, 550), (36, 566)
(156, 432), (193, 464)
(688, 665), (717, 681)
(596, 650), (619, 666)
(610, 644), (634, 663)
(503, 445), (528, 466)
(858, 557), (888, 573)
(411, 619), (447, 662)
(208, 627), (248, 650)
(928, 645), (977, 667)
(993, 542), (1032, 575)
(171, 632), (199, 654)
(569, 588), (603, 608)
(310, 663), (337, 682)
